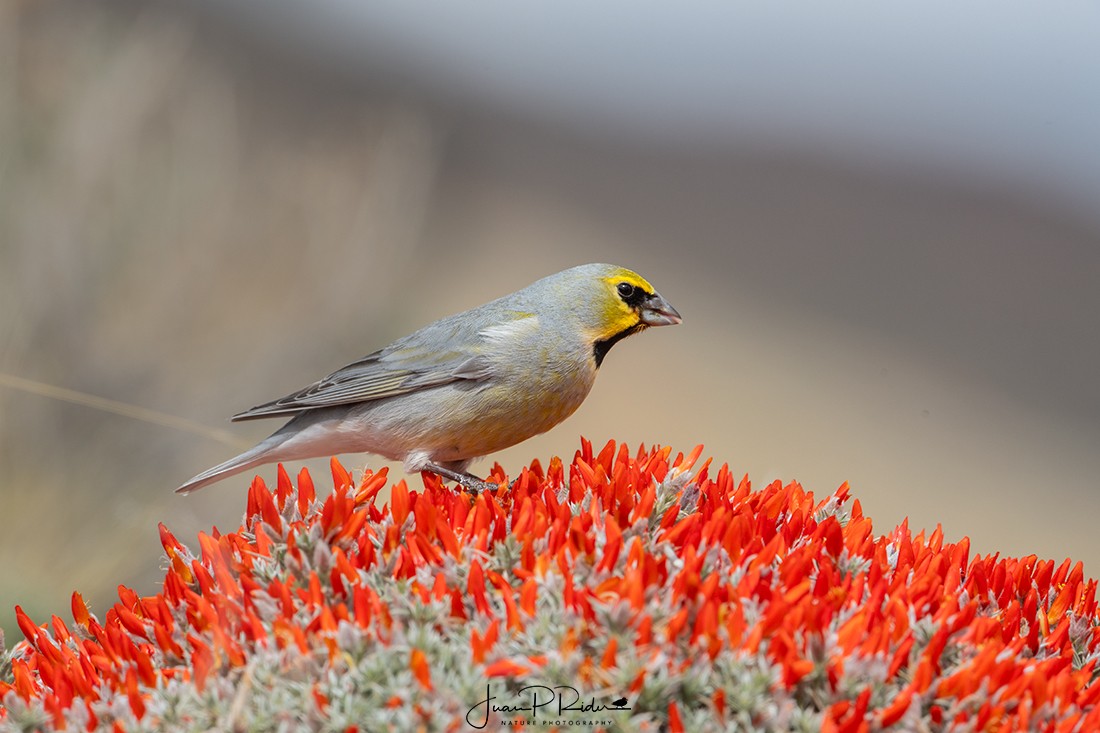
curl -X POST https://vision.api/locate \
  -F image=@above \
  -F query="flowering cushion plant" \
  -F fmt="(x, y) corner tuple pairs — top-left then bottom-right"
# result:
(2, 440), (1100, 732)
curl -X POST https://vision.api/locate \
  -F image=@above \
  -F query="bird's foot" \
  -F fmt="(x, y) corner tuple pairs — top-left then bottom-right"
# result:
(423, 463), (511, 495)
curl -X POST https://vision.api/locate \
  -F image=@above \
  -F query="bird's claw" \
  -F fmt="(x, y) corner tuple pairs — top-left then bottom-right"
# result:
(459, 477), (518, 495)
(422, 462), (517, 495)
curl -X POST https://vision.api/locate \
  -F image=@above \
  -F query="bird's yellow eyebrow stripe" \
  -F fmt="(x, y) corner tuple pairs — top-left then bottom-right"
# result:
(602, 271), (654, 293)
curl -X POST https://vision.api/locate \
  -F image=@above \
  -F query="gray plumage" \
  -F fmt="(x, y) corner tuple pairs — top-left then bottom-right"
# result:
(176, 263), (680, 494)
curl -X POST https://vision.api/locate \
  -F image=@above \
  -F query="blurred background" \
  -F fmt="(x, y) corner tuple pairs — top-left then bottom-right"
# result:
(2, 0), (1099, 640)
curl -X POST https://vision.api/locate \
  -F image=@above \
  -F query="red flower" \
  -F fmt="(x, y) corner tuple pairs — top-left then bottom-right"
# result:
(4, 440), (1099, 731)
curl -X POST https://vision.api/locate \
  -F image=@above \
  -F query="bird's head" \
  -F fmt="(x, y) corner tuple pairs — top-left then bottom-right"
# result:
(559, 263), (681, 367)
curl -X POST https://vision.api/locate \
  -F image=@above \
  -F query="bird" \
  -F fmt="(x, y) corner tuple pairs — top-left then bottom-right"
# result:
(176, 263), (681, 495)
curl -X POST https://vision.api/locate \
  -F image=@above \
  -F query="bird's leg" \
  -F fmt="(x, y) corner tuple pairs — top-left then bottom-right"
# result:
(422, 462), (503, 495)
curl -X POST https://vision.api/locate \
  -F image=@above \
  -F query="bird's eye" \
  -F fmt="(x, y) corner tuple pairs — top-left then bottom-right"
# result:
(617, 282), (636, 299)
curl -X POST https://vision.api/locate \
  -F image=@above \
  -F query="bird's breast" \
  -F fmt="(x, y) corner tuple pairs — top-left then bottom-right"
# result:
(417, 353), (597, 462)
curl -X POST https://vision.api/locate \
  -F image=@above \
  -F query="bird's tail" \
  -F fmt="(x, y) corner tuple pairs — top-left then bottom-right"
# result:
(175, 434), (287, 494)
(176, 406), (352, 494)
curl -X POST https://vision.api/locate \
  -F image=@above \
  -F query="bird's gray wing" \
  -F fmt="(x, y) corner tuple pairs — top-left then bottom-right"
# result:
(231, 316), (503, 421)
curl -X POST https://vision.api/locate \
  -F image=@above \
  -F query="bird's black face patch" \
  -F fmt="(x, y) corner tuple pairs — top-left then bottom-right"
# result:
(593, 323), (646, 368)
(616, 281), (649, 308)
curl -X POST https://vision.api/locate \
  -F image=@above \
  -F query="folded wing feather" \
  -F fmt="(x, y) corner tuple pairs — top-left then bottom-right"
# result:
(232, 346), (496, 421)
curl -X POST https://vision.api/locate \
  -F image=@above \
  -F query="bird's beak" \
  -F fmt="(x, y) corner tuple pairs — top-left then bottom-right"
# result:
(639, 292), (682, 327)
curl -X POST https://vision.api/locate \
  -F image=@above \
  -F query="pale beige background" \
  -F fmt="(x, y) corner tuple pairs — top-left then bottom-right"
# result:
(2, 0), (1098, 639)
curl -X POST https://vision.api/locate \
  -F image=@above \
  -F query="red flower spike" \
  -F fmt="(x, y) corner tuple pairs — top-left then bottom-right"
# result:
(115, 606), (149, 641)
(578, 437), (594, 464)
(410, 648), (432, 690)
(631, 482), (657, 524)
(573, 458), (598, 492)
(187, 636), (214, 693)
(467, 560), (491, 616)
(9, 441), (1100, 731)
(261, 479), (283, 533)
(297, 466), (316, 516)
(71, 591), (92, 629)
(405, 534), (430, 570)
(275, 462), (293, 509)
(15, 605), (40, 644)
(355, 468), (389, 505)
(10, 659), (37, 701)
(519, 578), (538, 616)
(311, 684), (329, 713)
(330, 456), (352, 491)
(130, 654), (154, 707)
(668, 701), (685, 733)
(116, 585), (141, 614)
(486, 570), (523, 631)
(158, 522), (184, 555)
(600, 637), (618, 669)
(483, 659), (531, 677)
(334, 507), (370, 545)
(471, 620), (499, 664)
(390, 480), (411, 527)
(676, 444), (704, 474)
(594, 439), (616, 474)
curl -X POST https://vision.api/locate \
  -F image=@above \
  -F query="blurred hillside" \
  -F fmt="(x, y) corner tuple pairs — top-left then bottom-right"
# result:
(2, 0), (1098, 640)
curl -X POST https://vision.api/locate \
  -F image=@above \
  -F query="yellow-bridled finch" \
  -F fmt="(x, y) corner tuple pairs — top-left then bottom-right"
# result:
(177, 263), (681, 494)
